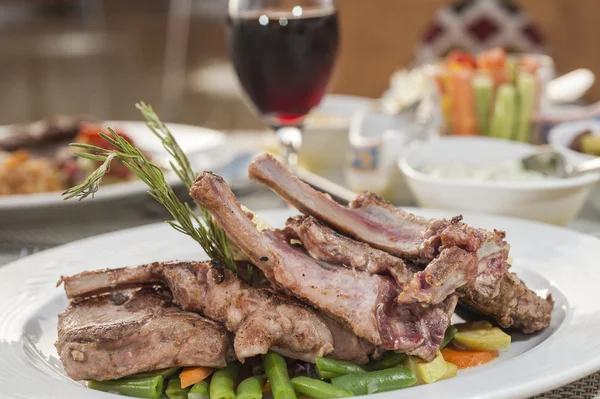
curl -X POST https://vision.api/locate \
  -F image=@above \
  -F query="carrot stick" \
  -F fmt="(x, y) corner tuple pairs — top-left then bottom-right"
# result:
(262, 381), (271, 393)
(449, 70), (479, 135)
(180, 366), (214, 388)
(441, 347), (498, 369)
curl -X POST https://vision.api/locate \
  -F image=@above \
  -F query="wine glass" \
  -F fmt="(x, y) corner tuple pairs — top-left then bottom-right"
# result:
(228, 0), (339, 170)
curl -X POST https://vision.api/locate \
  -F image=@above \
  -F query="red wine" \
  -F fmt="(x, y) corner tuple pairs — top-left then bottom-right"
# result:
(229, 9), (339, 127)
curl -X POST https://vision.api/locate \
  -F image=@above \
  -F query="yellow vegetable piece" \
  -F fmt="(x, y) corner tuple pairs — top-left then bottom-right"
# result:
(581, 135), (600, 156)
(453, 321), (511, 351)
(404, 351), (448, 385)
(438, 362), (458, 381)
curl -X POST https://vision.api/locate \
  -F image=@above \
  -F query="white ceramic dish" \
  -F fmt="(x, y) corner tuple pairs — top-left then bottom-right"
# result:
(0, 121), (229, 210)
(1, 208), (600, 399)
(547, 119), (600, 212)
(399, 136), (599, 225)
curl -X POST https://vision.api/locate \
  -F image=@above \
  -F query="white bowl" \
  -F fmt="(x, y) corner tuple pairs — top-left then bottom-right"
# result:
(398, 136), (599, 225)
(547, 119), (600, 212)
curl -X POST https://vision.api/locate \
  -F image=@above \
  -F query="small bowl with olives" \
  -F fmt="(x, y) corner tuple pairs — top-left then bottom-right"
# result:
(549, 119), (600, 211)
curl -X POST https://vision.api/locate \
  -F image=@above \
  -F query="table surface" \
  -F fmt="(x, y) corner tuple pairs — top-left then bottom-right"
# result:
(1, 134), (599, 398)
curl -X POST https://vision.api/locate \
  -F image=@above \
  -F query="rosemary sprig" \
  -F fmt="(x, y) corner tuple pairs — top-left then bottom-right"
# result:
(62, 109), (236, 271)
(135, 102), (196, 188)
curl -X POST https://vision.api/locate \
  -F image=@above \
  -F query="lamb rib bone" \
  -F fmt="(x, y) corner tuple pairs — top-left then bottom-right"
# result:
(249, 153), (509, 299)
(191, 172), (457, 362)
(247, 153), (552, 332)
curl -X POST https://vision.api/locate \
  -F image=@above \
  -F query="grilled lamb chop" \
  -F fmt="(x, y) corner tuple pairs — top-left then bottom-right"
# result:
(284, 215), (480, 305)
(284, 215), (414, 288)
(459, 272), (554, 334)
(60, 260), (375, 364)
(56, 287), (231, 381)
(249, 153), (509, 300)
(247, 154), (552, 333)
(191, 172), (457, 362)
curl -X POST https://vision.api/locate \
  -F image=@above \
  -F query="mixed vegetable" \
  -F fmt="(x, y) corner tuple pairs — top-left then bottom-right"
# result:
(434, 47), (542, 142)
(86, 321), (511, 399)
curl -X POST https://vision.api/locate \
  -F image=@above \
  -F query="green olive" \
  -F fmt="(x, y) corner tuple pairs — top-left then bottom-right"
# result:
(581, 135), (600, 156)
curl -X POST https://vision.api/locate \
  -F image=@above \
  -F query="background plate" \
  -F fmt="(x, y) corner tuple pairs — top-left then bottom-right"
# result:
(0, 121), (229, 210)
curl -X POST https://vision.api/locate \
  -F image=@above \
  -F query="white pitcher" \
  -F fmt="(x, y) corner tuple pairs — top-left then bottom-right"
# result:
(345, 103), (438, 205)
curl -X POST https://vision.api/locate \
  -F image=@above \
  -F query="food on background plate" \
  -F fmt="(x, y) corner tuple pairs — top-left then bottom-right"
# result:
(0, 115), (87, 151)
(0, 150), (64, 195)
(434, 47), (541, 142)
(0, 119), (141, 196)
(55, 105), (553, 398)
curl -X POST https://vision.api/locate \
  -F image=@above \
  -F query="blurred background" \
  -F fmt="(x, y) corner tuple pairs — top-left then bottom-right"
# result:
(1, 0), (599, 128)
(3, 0), (600, 251)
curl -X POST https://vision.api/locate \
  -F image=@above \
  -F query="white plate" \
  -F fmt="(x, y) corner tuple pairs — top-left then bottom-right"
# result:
(1, 208), (600, 399)
(0, 121), (229, 210)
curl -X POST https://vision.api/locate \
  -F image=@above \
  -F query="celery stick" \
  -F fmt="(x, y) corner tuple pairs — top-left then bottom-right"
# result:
(506, 56), (517, 85)
(473, 74), (493, 136)
(490, 84), (516, 140)
(515, 72), (536, 142)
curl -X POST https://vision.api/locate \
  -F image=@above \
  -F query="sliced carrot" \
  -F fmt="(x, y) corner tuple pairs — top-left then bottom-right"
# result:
(441, 347), (498, 369)
(179, 366), (214, 388)
(262, 381), (271, 393)
(449, 70), (479, 135)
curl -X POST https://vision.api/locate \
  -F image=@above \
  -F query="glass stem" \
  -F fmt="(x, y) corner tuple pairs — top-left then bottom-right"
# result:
(275, 126), (303, 172)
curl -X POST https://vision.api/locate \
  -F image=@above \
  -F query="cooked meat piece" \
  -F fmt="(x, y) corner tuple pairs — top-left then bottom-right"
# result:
(458, 272), (554, 333)
(191, 172), (457, 361)
(248, 154), (450, 261)
(396, 246), (479, 305)
(55, 287), (231, 381)
(284, 215), (414, 288)
(249, 153), (509, 297)
(0, 115), (87, 151)
(248, 154), (552, 332)
(285, 215), (485, 306)
(60, 260), (374, 364)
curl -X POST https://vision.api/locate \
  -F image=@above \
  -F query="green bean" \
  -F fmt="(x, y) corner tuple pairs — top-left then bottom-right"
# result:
(88, 375), (164, 399)
(263, 352), (297, 399)
(236, 375), (265, 399)
(364, 352), (406, 371)
(135, 367), (182, 379)
(210, 364), (240, 399)
(315, 357), (366, 380)
(189, 381), (210, 399)
(291, 377), (353, 399)
(440, 325), (458, 349)
(166, 377), (190, 399)
(331, 367), (416, 395)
